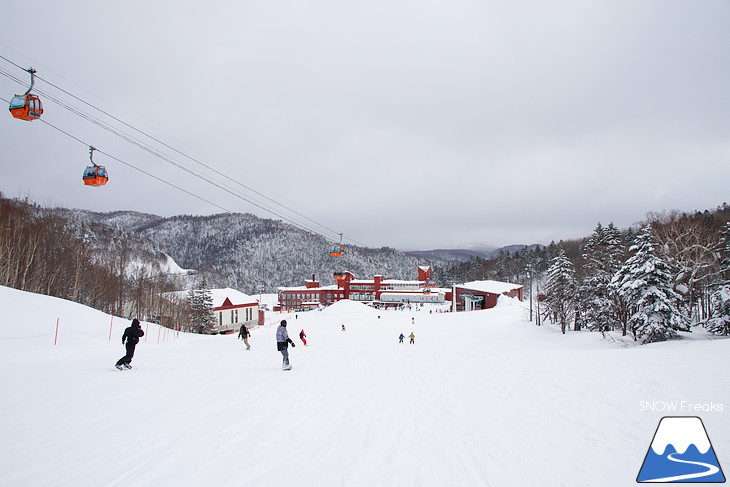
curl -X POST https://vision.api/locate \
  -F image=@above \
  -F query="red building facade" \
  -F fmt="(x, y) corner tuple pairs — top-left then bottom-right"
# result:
(277, 267), (434, 311)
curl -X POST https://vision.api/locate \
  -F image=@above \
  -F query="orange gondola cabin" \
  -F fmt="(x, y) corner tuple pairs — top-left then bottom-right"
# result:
(83, 147), (109, 187)
(8, 68), (43, 121)
(83, 165), (109, 187)
(9, 93), (43, 121)
(333, 270), (346, 280)
(330, 245), (343, 257)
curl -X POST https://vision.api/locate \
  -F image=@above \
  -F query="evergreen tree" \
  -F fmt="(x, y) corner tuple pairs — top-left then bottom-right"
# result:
(705, 285), (730, 335)
(580, 223), (625, 333)
(544, 248), (577, 334)
(611, 225), (688, 343)
(705, 222), (730, 335)
(188, 278), (216, 334)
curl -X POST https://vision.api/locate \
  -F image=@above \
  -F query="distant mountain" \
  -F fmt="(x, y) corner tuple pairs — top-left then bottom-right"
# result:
(406, 244), (542, 264)
(49, 207), (544, 294)
(61, 209), (432, 294)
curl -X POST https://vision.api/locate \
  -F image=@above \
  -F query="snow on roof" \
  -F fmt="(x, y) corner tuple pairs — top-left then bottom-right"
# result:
(458, 280), (523, 294)
(209, 288), (258, 308)
(278, 284), (339, 291)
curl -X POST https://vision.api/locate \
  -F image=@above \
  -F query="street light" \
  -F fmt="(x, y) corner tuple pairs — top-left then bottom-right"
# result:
(526, 264), (534, 322)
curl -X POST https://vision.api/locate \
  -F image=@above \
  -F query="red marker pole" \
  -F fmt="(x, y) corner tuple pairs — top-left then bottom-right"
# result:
(108, 315), (114, 341)
(54, 318), (59, 345)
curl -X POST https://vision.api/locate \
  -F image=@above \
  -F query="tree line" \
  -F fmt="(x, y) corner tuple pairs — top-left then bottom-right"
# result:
(432, 204), (730, 343)
(0, 195), (191, 330)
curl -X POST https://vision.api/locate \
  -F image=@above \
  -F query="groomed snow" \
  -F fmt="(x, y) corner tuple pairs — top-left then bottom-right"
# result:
(0, 285), (728, 487)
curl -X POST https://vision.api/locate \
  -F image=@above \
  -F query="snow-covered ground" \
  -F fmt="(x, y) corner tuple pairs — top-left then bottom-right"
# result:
(0, 285), (728, 487)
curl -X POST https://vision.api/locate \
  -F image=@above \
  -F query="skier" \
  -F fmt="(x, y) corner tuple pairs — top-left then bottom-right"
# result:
(115, 318), (144, 370)
(276, 320), (295, 370)
(238, 324), (251, 350)
(341, 324), (346, 332)
(409, 332), (415, 344)
(399, 333), (404, 344)
(299, 329), (307, 346)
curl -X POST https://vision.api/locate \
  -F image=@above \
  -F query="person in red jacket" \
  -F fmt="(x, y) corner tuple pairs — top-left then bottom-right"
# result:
(115, 319), (144, 370)
(299, 329), (307, 346)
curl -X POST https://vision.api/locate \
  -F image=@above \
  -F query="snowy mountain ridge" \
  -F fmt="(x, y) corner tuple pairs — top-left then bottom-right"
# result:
(56, 208), (434, 293)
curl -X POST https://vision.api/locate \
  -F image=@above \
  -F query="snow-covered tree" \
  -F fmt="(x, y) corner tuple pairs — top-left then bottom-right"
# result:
(579, 223), (625, 333)
(610, 225), (688, 343)
(704, 222), (730, 335)
(705, 285), (730, 335)
(188, 278), (215, 334)
(544, 248), (577, 334)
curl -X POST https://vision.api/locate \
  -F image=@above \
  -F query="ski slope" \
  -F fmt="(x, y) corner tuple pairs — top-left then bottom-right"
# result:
(0, 285), (728, 487)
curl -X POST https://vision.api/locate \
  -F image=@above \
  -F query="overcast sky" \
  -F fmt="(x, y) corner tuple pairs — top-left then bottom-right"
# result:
(1, 0), (729, 250)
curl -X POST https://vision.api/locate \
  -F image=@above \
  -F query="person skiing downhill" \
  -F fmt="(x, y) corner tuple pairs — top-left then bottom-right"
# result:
(399, 333), (404, 344)
(239, 324), (251, 350)
(299, 329), (307, 346)
(276, 320), (295, 370)
(409, 332), (415, 344)
(115, 319), (144, 370)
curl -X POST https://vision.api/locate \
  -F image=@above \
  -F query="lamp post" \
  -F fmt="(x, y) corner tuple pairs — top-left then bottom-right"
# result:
(526, 264), (534, 322)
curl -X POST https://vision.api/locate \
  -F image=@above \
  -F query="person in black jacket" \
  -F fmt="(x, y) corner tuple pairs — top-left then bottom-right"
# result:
(239, 324), (251, 350)
(115, 319), (144, 370)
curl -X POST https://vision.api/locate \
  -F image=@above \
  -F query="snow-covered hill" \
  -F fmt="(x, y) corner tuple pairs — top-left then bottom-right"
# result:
(63, 209), (430, 293)
(0, 285), (728, 487)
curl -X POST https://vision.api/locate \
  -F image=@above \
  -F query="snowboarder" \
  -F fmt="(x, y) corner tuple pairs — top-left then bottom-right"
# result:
(276, 320), (295, 370)
(239, 324), (251, 350)
(341, 324), (346, 332)
(399, 333), (404, 344)
(115, 318), (144, 370)
(409, 332), (415, 344)
(299, 329), (307, 346)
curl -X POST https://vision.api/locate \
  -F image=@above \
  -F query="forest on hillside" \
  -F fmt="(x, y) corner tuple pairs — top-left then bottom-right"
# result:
(0, 196), (191, 329)
(0, 195), (424, 331)
(2, 193), (728, 340)
(434, 204), (730, 342)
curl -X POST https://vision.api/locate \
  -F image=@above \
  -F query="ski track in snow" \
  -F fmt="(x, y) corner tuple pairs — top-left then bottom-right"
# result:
(0, 286), (728, 487)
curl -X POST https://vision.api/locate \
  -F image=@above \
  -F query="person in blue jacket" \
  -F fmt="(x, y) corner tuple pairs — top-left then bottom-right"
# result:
(115, 319), (144, 370)
(276, 320), (295, 370)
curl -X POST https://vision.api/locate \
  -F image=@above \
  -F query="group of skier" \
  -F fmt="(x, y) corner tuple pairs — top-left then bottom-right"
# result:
(115, 316), (416, 372)
(399, 332), (416, 344)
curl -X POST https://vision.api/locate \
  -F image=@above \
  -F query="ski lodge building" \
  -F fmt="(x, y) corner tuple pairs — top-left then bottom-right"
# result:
(452, 281), (524, 312)
(210, 288), (262, 333)
(277, 267), (523, 313)
(277, 266), (444, 311)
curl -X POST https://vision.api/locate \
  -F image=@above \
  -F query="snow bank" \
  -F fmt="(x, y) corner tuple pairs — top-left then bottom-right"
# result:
(320, 298), (379, 315)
